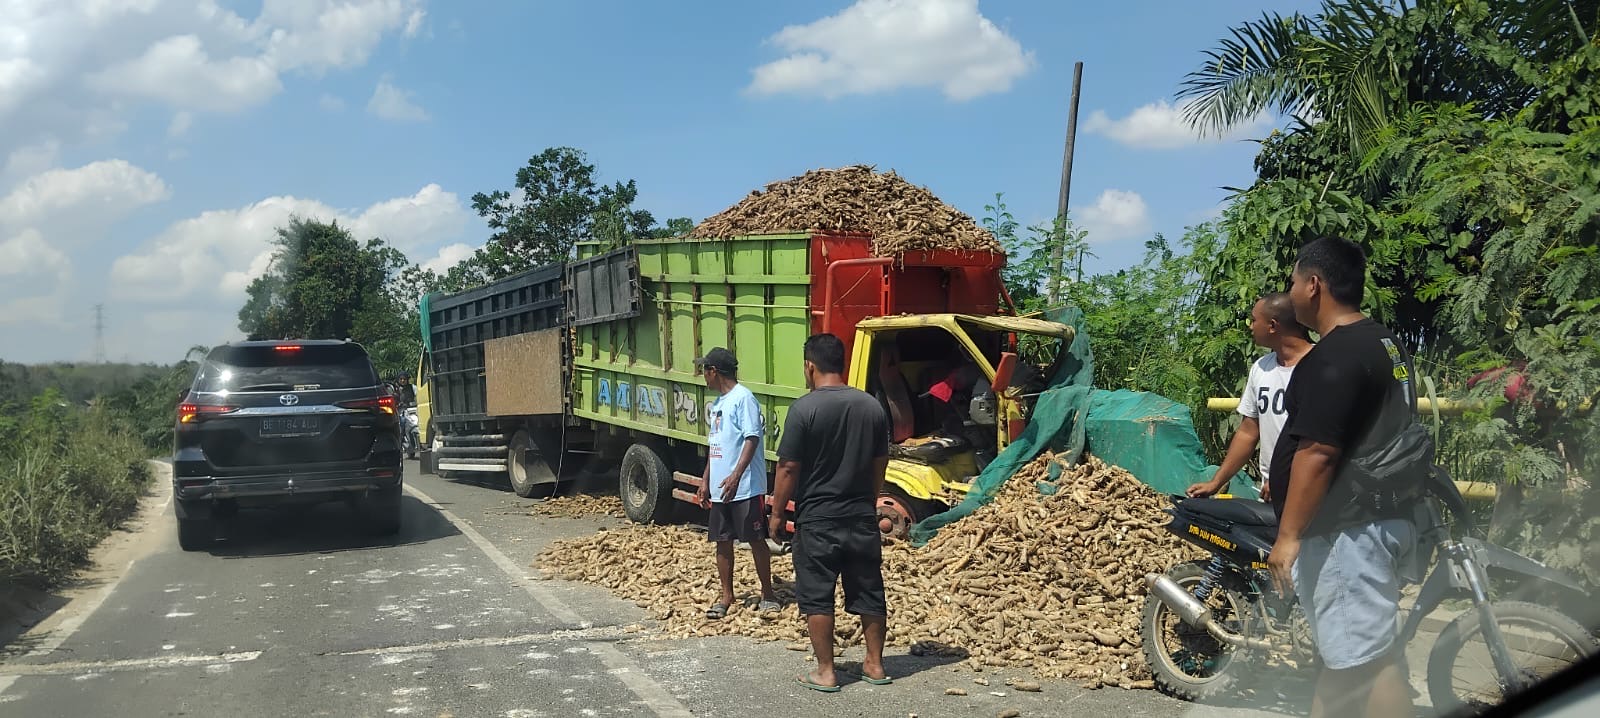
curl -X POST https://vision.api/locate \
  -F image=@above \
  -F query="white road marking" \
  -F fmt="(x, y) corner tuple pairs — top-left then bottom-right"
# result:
(0, 651), (262, 677)
(26, 490), (173, 660)
(337, 625), (628, 656)
(403, 483), (692, 718)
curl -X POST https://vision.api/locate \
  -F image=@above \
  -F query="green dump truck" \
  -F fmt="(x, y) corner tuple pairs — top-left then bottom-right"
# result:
(418, 231), (1077, 538)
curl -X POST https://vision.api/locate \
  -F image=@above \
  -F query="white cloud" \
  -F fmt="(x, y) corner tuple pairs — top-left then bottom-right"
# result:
(0, 57), (46, 118)
(259, 0), (423, 74)
(0, 0), (426, 157)
(421, 242), (474, 274)
(1085, 99), (1275, 150)
(0, 159), (170, 234)
(89, 34), (283, 112)
(1077, 189), (1151, 244)
(319, 93), (346, 111)
(111, 183), (469, 303)
(352, 183), (466, 252)
(0, 157), (167, 337)
(0, 229), (73, 325)
(2, 140), (61, 186)
(404, 9), (426, 38)
(167, 110), (193, 137)
(367, 76), (427, 121)
(747, 0), (1033, 102)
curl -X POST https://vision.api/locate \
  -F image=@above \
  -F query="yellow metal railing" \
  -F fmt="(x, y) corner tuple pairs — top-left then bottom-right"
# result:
(1205, 397), (1478, 414)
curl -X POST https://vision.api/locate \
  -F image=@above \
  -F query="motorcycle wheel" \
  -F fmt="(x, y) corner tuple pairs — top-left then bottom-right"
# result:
(1141, 560), (1257, 701)
(1426, 600), (1597, 715)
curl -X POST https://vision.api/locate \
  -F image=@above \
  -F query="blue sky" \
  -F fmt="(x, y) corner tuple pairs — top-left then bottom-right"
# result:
(0, 0), (1319, 364)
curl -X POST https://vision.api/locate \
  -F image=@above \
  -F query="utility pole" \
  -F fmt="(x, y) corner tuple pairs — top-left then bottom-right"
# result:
(1050, 61), (1084, 304)
(93, 304), (107, 364)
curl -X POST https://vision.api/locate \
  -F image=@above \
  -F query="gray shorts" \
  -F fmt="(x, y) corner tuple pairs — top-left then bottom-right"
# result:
(1293, 518), (1415, 670)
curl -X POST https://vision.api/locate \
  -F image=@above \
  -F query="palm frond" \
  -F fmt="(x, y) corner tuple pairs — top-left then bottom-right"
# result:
(1179, 12), (1316, 136)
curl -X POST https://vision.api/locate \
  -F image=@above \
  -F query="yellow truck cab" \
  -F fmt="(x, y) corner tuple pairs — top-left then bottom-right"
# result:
(848, 314), (1074, 537)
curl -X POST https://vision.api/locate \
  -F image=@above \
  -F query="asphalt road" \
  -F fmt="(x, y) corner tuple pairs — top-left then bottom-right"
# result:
(0, 462), (1331, 718)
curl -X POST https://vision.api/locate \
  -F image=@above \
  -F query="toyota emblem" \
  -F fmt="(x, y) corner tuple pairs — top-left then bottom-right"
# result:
(278, 394), (300, 406)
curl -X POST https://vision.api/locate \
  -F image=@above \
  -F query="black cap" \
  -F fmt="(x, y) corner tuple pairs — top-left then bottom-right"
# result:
(693, 347), (738, 375)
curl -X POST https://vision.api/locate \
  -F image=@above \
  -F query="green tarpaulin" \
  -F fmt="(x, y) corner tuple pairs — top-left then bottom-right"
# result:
(907, 307), (1255, 546)
(419, 292), (434, 354)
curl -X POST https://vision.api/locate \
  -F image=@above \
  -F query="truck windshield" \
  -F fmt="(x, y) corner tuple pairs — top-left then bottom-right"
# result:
(193, 345), (378, 393)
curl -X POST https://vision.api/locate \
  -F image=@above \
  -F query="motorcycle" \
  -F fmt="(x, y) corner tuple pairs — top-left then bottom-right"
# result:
(1141, 466), (1596, 713)
(400, 406), (419, 459)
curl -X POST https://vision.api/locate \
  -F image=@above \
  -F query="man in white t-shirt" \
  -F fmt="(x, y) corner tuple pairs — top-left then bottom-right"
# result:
(692, 348), (779, 619)
(1189, 293), (1313, 501)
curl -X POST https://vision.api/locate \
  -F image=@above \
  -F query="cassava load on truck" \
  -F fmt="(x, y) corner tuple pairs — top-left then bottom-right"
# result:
(417, 166), (1077, 539)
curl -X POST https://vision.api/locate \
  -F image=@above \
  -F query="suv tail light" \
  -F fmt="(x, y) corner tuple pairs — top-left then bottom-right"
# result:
(337, 395), (396, 415)
(179, 403), (239, 424)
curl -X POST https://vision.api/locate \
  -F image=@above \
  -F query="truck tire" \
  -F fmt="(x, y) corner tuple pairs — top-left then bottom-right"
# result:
(619, 443), (672, 524)
(428, 423), (452, 478)
(508, 429), (557, 498)
(176, 516), (213, 552)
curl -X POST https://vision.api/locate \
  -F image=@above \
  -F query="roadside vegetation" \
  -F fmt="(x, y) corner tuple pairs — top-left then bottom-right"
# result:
(0, 390), (152, 589)
(0, 356), (198, 590)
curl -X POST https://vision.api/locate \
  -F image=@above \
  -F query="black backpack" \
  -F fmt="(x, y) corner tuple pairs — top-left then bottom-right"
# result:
(1329, 382), (1435, 521)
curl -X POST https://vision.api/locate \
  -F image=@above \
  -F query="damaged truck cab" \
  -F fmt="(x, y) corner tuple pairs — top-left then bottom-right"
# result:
(849, 314), (1074, 538)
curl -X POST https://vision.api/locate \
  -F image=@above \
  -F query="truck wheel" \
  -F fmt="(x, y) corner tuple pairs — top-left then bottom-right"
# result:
(876, 487), (922, 541)
(428, 423), (450, 478)
(619, 443), (672, 524)
(508, 429), (557, 498)
(177, 516), (213, 551)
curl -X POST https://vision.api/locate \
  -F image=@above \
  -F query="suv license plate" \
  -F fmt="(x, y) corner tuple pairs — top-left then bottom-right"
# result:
(260, 416), (321, 437)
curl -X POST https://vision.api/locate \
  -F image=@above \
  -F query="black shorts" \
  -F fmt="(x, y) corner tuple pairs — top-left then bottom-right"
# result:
(707, 497), (766, 543)
(792, 516), (886, 617)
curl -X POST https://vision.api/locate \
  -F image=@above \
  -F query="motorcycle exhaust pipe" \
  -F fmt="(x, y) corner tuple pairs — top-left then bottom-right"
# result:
(1144, 573), (1274, 651)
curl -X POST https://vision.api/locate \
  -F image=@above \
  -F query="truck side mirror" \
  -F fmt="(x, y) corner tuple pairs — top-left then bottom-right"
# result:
(993, 352), (1019, 393)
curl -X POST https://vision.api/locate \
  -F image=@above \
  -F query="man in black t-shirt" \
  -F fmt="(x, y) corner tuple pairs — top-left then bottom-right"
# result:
(770, 333), (891, 692)
(1268, 236), (1417, 718)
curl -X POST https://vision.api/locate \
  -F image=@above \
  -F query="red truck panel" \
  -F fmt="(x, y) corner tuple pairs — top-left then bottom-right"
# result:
(807, 232), (1007, 359)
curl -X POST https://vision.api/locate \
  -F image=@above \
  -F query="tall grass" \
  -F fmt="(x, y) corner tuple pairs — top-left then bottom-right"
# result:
(0, 391), (152, 589)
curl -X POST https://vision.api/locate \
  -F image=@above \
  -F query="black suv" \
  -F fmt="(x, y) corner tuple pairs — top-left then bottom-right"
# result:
(173, 340), (403, 550)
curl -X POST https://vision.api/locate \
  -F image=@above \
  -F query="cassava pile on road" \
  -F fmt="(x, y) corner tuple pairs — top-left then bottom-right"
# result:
(530, 494), (626, 519)
(688, 165), (1002, 256)
(535, 453), (1200, 689)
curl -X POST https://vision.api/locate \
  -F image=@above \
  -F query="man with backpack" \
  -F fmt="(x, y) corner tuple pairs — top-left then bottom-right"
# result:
(1267, 236), (1427, 718)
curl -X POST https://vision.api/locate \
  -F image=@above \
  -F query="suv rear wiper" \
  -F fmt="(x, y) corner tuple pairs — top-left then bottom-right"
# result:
(235, 383), (295, 392)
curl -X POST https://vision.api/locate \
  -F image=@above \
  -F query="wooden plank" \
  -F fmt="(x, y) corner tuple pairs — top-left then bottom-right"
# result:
(484, 329), (564, 416)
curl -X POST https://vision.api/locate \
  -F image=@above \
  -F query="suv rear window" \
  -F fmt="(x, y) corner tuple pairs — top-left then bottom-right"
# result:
(193, 344), (378, 393)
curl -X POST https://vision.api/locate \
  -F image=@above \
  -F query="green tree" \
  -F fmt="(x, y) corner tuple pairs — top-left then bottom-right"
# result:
(237, 217), (420, 376)
(648, 216), (696, 239)
(1182, 0), (1600, 584)
(1179, 0), (1598, 152)
(983, 194), (1093, 312)
(469, 147), (665, 273)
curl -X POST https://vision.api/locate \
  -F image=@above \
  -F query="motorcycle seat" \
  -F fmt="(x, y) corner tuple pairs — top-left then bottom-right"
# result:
(1178, 497), (1279, 527)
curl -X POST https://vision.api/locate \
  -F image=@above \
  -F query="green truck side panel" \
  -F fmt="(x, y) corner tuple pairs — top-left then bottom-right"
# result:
(575, 235), (816, 460)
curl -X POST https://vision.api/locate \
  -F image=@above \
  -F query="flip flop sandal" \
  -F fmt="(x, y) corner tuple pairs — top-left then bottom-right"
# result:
(705, 603), (730, 620)
(796, 675), (841, 693)
(845, 668), (893, 685)
(757, 599), (781, 612)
